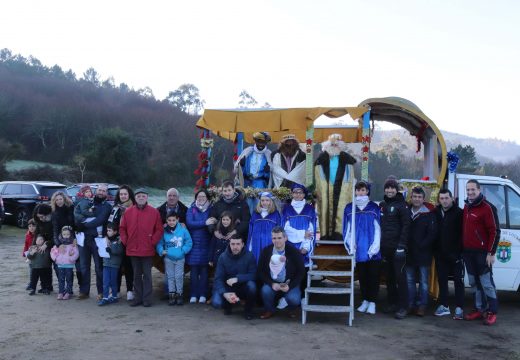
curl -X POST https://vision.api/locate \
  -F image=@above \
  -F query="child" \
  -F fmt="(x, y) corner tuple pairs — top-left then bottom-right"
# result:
(27, 235), (52, 295)
(247, 192), (281, 263)
(74, 185), (95, 224)
(209, 211), (235, 268)
(50, 226), (79, 300)
(157, 212), (192, 306)
(343, 181), (381, 315)
(98, 223), (124, 306)
(23, 219), (37, 290)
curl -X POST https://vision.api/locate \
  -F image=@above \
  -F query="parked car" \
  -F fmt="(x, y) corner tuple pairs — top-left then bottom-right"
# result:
(0, 181), (67, 228)
(65, 183), (119, 205)
(0, 194), (5, 230)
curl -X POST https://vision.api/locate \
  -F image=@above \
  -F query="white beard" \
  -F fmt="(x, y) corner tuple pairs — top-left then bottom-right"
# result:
(321, 140), (347, 157)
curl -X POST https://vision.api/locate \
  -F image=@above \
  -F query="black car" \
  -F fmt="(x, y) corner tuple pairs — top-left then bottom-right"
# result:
(0, 181), (67, 228)
(0, 194), (5, 230)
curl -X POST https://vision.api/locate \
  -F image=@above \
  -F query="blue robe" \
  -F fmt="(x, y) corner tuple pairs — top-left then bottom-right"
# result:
(243, 151), (270, 189)
(343, 201), (381, 262)
(247, 211), (282, 263)
(282, 203), (317, 267)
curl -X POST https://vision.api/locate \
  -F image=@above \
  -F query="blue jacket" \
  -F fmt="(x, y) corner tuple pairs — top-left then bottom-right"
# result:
(156, 225), (193, 261)
(213, 246), (257, 295)
(83, 198), (112, 237)
(186, 203), (212, 265)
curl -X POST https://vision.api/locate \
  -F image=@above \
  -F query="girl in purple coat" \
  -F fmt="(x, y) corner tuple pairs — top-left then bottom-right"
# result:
(186, 189), (212, 304)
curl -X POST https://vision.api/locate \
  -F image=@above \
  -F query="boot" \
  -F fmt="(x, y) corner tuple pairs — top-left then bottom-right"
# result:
(168, 292), (177, 306)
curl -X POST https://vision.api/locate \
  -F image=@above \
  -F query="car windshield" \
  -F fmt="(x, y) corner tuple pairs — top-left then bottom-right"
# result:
(39, 186), (67, 198)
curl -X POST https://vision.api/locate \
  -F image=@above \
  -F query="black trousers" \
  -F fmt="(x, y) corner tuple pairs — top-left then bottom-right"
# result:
(382, 248), (408, 310)
(435, 255), (465, 308)
(223, 281), (256, 314)
(357, 260), (381, 303)
(118, 253), (134, 292)
(30, 267), (52, 291)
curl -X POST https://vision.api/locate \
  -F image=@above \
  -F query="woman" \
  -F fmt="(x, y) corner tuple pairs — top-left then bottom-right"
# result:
(186, 189), (212, 304)
(110, 185), (136, 301)
(247, 192), (281, 263)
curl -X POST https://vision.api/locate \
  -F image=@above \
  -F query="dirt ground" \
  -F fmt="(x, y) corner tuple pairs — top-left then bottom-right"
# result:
(1, 225), (519, 360)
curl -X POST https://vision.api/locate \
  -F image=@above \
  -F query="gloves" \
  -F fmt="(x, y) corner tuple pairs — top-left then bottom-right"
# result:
(394, 247), (406, 260)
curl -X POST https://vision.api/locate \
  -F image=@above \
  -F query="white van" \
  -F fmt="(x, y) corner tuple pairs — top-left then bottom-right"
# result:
(449, 173), (520, 291)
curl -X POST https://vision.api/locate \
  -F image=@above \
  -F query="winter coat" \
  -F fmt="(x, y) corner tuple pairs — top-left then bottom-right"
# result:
(257, 243), (305, 290)
(380, 192), (411, 251)
(52, 205), (75, 246)
(213, 246), (257, 296)
(27, 246), (51, 269)
(23, 231), (34, 257)
(209, 232), (230, 265)
(157, 201), (188, 225)
(434, 204), (463, 260)
(209, 191), (251, 237)
(120, 204), (163, 257)
(185, 202), (212, 265)
(74, 197), (94, 224)
(50, 244), (79, 267)
(82, 198), (112, 237)
(407, 205), (437, 267)
(104, 236), (124, 268)
(462, 194), (500, 254)
(156, 225), (193, 261)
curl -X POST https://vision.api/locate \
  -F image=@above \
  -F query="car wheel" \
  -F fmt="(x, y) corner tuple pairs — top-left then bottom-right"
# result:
(16, 208), (30, 228)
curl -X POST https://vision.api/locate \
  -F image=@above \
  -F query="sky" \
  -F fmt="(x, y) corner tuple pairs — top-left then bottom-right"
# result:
(1, 0), (519, 143)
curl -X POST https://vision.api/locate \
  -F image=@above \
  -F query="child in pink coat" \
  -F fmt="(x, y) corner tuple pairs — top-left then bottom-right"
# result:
(50, 226), (79, 300)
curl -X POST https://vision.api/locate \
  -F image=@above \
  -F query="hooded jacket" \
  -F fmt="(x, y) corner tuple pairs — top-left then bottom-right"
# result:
(379, 192), (411, 251)
(50, 244), (79, 267)
(156, 224), (193, 261)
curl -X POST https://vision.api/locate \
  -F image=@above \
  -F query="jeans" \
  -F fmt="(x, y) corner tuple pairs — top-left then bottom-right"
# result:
(131, 256), (153, 304)
(405, 265), (429, 307)
(103, 266), (119, 299)
(261, 284), (301, 312)
(190, 265), (208, 298)
(165, 258), (185, 294)
(57, 267), (74, 295)
(212, 280), (256, 314)
(78, 236), (103, 295)
(463, 251), (498, 313)
(382, 248), (408, 310)
(435, 255), (465, 308)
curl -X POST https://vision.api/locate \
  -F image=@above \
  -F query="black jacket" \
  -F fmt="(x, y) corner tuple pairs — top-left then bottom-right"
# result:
(408, 206), (437, 266)
(157, 201), (188, 225)
(33, 204), (54, 247)
(257, 243), (305, 290)
(434, 204), (463, 260)
(51, 205), (75, 246)
(209, 192), (251, 238)
(380, 192), (411, 251)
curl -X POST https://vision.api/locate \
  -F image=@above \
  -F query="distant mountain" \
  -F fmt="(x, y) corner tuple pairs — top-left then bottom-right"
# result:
(369, 129), (519, 163)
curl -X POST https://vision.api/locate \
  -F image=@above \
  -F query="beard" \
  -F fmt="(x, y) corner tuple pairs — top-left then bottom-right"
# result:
(321, 140), (346, 157)
(279, 140), (299, 157)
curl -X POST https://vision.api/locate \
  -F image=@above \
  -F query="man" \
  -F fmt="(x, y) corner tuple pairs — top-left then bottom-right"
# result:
(462, 179), (500, 325)
(208, 180), (251, 238)
(157, 188), (188, 224)
(270, 134), (306, 189)
(315, 133), (356, 239)
(434, 188), (465, 320)
(406, 187), (437, 317)
(212, 235), (257, 320)
(234, 131), (272, 189)
(258, 226), (305, 319)
(120, 188), (163, 307)
(77, 184), (112, 300)
(379, 178), (411, 319)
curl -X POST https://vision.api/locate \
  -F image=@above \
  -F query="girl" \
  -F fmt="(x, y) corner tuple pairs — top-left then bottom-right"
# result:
(186, 189), (212, 304)
(247, 192), (281, 263)
(209, 211), (235, 267)
(50, 226), (79, 300)
(22, 219), (37, 290)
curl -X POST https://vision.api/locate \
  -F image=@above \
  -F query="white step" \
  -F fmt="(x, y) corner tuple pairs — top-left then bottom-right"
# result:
(316, 240), (344, 245)
(302, 304), (352, 313)
(308, 270), (352, 277)
(310, 254), (352, 260)
(305, 287), (352, 295)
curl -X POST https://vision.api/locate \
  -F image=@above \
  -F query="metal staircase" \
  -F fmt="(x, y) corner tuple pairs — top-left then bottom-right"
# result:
(301, 239), (356, 326)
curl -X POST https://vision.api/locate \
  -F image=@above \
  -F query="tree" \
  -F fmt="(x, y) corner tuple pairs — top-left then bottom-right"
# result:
(165, 83), (205, 115)
(73, 155), (87, 183)
(82, 67), (100, 86)
(450, 144), (480, 173)
(238, 90), (257, 108)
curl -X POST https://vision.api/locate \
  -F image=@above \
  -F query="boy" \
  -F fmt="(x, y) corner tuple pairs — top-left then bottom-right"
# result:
(98, 223), (124, 305)
(27, 235), (52, 295)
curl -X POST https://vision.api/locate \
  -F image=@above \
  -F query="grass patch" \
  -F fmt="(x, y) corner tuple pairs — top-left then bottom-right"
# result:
(5, 160), (66, 171)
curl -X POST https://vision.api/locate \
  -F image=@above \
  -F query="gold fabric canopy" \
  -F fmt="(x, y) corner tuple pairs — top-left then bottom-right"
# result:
(196, 107), (369, 143)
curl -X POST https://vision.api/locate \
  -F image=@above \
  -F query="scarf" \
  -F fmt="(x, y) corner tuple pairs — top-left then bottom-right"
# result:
(253, 144), (268, 155)
(291, 199), (306, 214)
(355, 195), (370, 211)
(121, 200), (133, 209)
(223, 192), (239, 204)
(195, 200), (210, 212)
(165, 224), (178, 234)
(260, 207), (269, 218)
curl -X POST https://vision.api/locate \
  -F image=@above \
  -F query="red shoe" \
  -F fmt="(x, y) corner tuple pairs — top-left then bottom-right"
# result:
(464, 310), (483, 321)
(483, 312), (497, 326)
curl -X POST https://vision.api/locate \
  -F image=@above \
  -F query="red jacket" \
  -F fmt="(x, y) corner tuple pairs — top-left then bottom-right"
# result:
(23, 231), (34, 257)
(120, 204), (163, 257)
(462, 195), (500, 255)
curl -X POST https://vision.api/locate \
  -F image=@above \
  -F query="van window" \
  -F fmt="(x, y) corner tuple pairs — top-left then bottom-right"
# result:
(481, 184), (506, 228)
(22, 184), (36, 194)
(507, 187), (520, 229)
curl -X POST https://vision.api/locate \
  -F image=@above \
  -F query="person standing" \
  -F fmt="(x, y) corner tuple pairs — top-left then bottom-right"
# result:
(157, 188), (188, 225)
(462, 179), (500, 325)
(120, 188), (163, 307)
(379, 178), (411, 320)
(434, 189), (465, 320)
(247, 192), (281, 263)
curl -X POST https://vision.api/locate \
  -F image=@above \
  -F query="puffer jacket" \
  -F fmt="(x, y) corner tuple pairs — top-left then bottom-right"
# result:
(52, 205), (75, 245)
(50, 244), (79, 267)
(156, 225), (193, 261)
(407, 205), (437, 266)
(434, 204), (463, 260)
(380, 192), (411, 251)
(120, 204), (163, 257)
(186, 202), (211, 265)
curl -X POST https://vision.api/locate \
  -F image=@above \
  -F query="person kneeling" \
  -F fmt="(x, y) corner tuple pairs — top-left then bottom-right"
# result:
(258, 226), (305, 319)
(212, 235), (257, 320)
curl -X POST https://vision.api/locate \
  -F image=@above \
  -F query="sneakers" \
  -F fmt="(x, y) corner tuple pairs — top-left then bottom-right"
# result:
(434, 305), (451, 317)
(97, 298), (110, 306)
(464, 309), (484, 321)
(126, 291), (134, 301)
(483, 312), (497, 326)
(62, 293), (70, 300)
(96, 294), (103, 301)
(57, 293), (64, 300)
(357, 300), (369, 313)
(108, 296), (118, 304)
(277, 297), (289, 310)
(189, 296), (197, 304)
(366, 302), (376, 315)
(394, 308), (408, 320)
(199, 296), (207, 304)
(453, 307), (464, 320)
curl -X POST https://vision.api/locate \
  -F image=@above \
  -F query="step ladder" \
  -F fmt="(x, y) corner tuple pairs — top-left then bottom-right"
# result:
(302, 239), (356, 326)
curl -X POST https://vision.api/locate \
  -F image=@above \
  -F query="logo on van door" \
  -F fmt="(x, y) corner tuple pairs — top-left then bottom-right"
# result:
(496, 240), (512, 263)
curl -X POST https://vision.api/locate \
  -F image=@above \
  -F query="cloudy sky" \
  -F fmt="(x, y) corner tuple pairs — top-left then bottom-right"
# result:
(1, 0), (519, 142)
